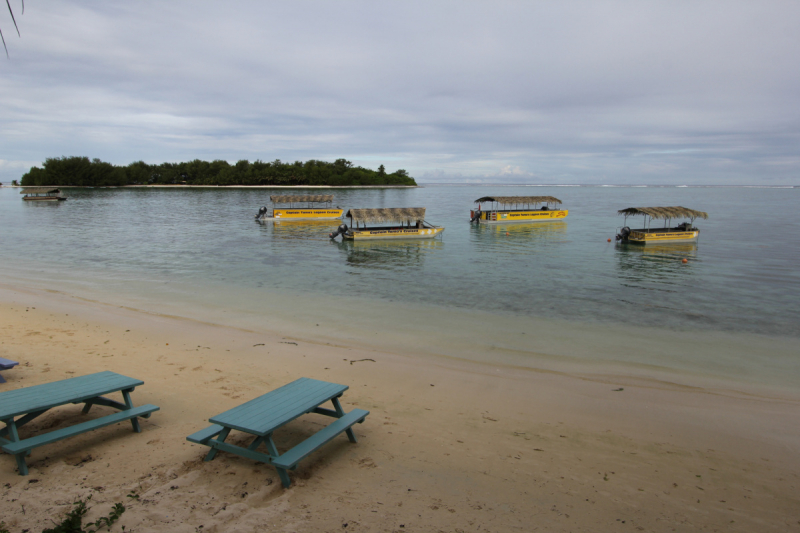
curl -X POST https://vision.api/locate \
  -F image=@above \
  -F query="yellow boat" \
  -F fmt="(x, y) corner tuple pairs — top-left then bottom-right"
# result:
(21, 187), (67, 201)
(616, 206), (708, 244)
(470, 196), (567, 223)
(255, 195), (343, 220)
(329, 208), (444, 241)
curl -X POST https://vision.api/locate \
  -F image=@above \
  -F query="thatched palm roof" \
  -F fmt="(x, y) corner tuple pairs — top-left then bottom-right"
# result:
(346, 208), (426, 223)
(617, 206), (709, 220)
(270, 195), (333, 203)
(475, 196), (562, 205)
(21, 188), (61, 194)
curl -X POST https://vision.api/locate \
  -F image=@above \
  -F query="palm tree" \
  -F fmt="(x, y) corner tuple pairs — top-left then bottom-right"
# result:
(2, 1), (23, 58)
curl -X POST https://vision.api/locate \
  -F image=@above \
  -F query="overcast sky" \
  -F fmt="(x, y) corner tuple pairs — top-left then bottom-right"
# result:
(1, 1), (798, 184)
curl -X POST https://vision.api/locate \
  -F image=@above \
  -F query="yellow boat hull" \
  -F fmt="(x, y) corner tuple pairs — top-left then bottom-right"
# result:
(627, 230), (699, 244)
(472, 209), (568, 223)
(269, 208), (343, 220)
(345, 227), (445, 240)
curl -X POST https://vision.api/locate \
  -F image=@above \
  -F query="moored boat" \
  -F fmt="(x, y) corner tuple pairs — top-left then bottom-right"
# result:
(329, 208), (444, 241)
(616, 206), (708, 244)
(21, 187), (67, 201)
(470, 196), (567, 223)
(255, 195), (343, 220)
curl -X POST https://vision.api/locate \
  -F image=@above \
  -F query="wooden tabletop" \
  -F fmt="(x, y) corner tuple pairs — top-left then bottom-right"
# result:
(210, 378), (348, 437)
(0, 371), (143, 420)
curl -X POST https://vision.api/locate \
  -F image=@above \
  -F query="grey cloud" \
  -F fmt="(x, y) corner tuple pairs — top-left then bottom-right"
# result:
(1, 1), (798, 184)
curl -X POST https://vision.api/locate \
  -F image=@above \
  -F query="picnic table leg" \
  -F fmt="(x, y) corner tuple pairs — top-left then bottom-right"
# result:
(121, 389), (141, 433)
(331, 397), (358, 443)
(265, 435), (291, 488)
(0, 409), (48, 441)
(205, 427), (230, 461)
(247, 436), (266, 451)
(5, 420), (28, 476)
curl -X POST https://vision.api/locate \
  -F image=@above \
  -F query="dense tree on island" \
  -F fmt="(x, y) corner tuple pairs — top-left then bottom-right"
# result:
(19, 157), (417, 187)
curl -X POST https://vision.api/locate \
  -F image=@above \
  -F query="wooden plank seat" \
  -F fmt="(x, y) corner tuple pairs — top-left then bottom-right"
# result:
(187, 378), (369, 487)
(186, 424), (225, 444)
(2, 404), (159, 455)
(0, 371), (159, 475)
(272, 408), (369, 470)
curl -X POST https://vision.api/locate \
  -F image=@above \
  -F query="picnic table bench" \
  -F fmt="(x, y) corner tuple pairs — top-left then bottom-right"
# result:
(0, 371), (159, 475)
(0, 357), (19, 383)
(187, 377), (368, 487)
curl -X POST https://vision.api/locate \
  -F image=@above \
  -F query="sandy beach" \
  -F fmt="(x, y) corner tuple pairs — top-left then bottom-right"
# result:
(1, 284), (798, 532)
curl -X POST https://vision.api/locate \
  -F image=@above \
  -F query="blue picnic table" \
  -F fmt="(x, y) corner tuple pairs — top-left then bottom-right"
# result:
(0, 357), (19, 383)
(0, 371), (159, 475)
(188, 377), (369, 487)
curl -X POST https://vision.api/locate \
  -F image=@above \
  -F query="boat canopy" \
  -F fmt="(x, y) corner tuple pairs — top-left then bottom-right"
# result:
(346, 208), (426, 224)
(21, 188), (61, 194)
(617, 206), (708, 220)
(270, 194), (333, 204)
(474, 196), (562, 205)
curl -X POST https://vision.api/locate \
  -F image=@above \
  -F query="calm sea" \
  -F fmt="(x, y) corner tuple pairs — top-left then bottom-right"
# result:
(2, 185), (798, 391)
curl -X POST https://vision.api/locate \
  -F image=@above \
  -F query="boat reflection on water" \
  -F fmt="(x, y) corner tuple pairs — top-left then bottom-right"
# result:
(470, 221), (567, 254)
(615, 242), (698, 283)
(258, 219), (341, 241)
(475, 220), (567, 237)
(334, 239), (444, 270)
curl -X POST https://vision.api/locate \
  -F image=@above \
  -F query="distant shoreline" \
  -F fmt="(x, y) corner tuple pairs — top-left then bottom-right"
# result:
(5, 184), (419, 189)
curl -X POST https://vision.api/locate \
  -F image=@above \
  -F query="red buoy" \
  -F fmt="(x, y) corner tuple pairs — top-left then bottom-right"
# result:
(682, 258), (688, 264)
(607, 238), (612, 242)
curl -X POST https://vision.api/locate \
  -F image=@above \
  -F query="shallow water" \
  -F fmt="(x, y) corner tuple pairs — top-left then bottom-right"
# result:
(1, 185), (798, 389)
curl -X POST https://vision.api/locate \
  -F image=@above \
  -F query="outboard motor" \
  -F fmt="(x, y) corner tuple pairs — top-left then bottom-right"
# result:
(470, 210), (482, 223)
(615, 226), (631, 242)
(255, 206), (268, 220)
(329, 223), (349, 240)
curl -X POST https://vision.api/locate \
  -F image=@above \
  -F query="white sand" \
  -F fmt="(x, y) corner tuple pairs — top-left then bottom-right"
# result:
(1, 285), (798, 532)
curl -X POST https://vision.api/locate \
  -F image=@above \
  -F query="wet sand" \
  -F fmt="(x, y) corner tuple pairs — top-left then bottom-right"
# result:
(0, 285), (798, 532)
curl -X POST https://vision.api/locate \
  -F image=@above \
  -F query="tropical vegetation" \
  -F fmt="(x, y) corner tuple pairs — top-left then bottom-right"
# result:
(19, 157), (416, 187)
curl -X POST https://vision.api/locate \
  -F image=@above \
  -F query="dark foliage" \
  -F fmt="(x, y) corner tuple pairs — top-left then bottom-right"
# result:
(20, 157), (416, 187)
(38, 496), (125, 533)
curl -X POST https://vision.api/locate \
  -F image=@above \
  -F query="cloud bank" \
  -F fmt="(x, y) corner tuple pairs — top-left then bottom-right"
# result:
(1, 1), (798, 184)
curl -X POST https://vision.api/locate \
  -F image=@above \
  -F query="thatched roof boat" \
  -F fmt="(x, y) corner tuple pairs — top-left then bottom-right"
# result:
(21, 187), (66, 201)
(256, 194), (340, 220)
(475, 196), (562, 205)
(345, 208), (426, 224)
(471, 196), (567, 224)
(330, 207), (442, 240)
(617, 206), (708, 220)
(616, 206), (708, 245)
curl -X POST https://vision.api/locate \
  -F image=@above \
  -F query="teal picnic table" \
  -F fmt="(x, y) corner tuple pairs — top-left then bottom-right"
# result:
(0, 371), (159, 475)
(188, 377), (369, 488)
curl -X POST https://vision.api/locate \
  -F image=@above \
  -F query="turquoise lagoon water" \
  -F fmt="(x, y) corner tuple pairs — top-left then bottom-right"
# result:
(1, 185), (798, 390)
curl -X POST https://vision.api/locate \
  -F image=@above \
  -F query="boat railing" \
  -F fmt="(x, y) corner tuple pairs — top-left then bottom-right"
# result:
(629, 226), (697, 235)
(487, 206), (559, 212)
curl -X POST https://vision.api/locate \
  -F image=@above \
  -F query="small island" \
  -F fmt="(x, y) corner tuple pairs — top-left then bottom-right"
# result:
(19, 157), (417, 187)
